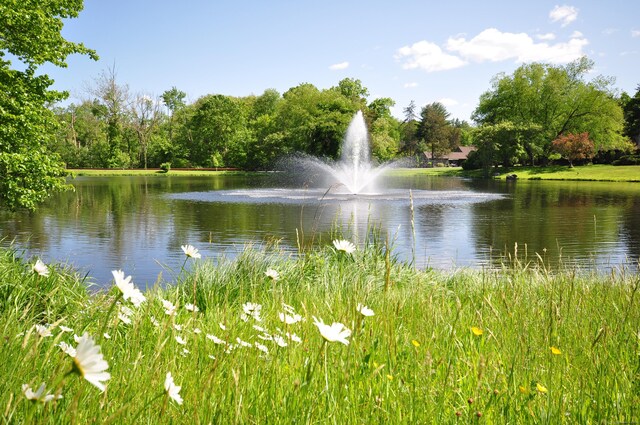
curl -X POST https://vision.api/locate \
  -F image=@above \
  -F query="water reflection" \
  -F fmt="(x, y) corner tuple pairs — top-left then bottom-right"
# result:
(1, 175), (639, 287)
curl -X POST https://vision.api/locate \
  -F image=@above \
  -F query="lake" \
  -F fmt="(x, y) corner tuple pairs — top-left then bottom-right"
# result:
(1, 173), (639, 287)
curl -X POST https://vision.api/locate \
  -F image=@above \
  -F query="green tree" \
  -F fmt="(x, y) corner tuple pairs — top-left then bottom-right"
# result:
(161, 86), (186, 145)
(622, 85), (640, 148)
(0, 0), (97, 209)
(130, 94), (163, 168)
(473, 57), (629, 164)
(87, 66), (132, 168)
(332, 78), (369, 110)
(181, 94), (250, 167)
(418, 102), (453, 160)
(400, 100), (420, 156)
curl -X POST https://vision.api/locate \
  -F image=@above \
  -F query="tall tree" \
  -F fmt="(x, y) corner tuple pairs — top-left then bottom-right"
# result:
(418, 102), (453, 160)
(131, 94), (163, 168)
(87, 66), (132, 167)
(0, 0), (97, 210)
(473, 57), (629, 164)
(161, 86), (186, 144)
(622, 84), (640, 148)
(400, 100), (420, 156)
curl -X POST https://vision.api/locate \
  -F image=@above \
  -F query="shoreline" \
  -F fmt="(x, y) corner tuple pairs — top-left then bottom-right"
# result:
(67, 164), (640, 182)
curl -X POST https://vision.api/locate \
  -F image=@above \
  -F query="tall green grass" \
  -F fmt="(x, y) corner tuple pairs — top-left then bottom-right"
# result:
(0, 244), (638, 423)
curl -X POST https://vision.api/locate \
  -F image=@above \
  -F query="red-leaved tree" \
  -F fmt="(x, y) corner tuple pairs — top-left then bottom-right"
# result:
(551, 132), (595, 167)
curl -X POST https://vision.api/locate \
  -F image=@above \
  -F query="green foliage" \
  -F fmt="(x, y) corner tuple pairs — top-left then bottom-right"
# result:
(418, 102), (457, 159)
(622, 84), (640, 147)
(0, 0), (97, 209)
(159, 162), (171, 173)
(612, 155), (640, 165)
(473, 57), (627, 165)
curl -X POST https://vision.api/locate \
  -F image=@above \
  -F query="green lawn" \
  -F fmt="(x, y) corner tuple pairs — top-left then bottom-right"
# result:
(66, 168), (251, 177)
(68, 164), (640, 182)
(387, 164), (640, 182)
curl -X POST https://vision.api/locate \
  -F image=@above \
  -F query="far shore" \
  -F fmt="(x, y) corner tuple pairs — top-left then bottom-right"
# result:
(67, 164), (640, 182)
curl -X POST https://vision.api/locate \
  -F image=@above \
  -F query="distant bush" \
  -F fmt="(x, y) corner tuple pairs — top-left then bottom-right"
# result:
(462, 150), (482, 170)
(160, 162), (171, 173)
(612, 155), (640, 166)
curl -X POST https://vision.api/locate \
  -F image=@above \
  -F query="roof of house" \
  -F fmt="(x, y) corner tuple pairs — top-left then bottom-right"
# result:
(423, 146), (476, 160)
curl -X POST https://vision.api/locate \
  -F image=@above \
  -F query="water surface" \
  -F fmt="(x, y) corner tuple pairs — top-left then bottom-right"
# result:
(1, 174), (639, 287)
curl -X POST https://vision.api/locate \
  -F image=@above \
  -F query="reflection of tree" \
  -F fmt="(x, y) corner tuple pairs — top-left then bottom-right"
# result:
(470, 182), (630, 267)
(620, 197), (640, 262)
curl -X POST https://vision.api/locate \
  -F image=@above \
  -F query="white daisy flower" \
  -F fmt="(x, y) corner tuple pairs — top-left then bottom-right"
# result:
(162, 299), (177, 316)
(286, 332), (302, 343)
(332, 239), (356, 254)
(59, 325), (73, 333)
(206, 334), (226, 345)
(236, 337), (251, 348)
(279, 312), (303, 325)
(257, 333), (273, 341)
(103, 333), (111, 339)
(312, 316), (351, 345)
(164, 372), (183, 405)
(255, 342), (269, 354)
(282, 303), (296, 314)
(111, 270), (146, 307)
(173, 324), (183, 331)
(193, 328), (202, 335)
(35, 324), (52, 338)
(219, 322), (227, 331)
(175, 335), (187, 345)
(242, 302), (262, 322)
(58, 341), (76, 357)
(72, 333), (110, 392)
(181, 244), (201, 259)
(265, 268), (279, 281)
(273, 335), (288, 347)
(22, 383), (61, 403)
(185, 303), (199, 312)
(32, 259), (50, 277)
(118, 313), (132, 325)
(357, 304), (375, 317)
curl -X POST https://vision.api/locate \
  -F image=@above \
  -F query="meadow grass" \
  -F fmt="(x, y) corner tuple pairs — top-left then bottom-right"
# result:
(1, 244), (638, 424)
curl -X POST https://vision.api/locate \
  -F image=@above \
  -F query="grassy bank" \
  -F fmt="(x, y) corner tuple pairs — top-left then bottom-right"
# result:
(388, 164), (640, 182)
(66, 168), (253, 177)
(68, 164), (640, 182)
(1, 244), (638, 423)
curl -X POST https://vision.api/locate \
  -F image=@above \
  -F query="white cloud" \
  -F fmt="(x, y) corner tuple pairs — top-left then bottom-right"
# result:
(570, 31), (583, 38)
(329, 62), (349, 71)
(395, 40), (466, 72)
(446, 28), (588, 64)
(403, 82), (418, 88)
(536, 32), (556, 41)
(549, 5), (578, 27)
(632, 30), (640, 38)
(437, 97), (458, 107)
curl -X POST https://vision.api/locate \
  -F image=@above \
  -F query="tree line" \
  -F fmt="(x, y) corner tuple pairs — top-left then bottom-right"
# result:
(2, 1), (640, 210)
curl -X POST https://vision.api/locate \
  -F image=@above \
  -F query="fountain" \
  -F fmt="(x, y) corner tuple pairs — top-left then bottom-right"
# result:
(300, 110), (387, 194)
(168, 110), (502, 207)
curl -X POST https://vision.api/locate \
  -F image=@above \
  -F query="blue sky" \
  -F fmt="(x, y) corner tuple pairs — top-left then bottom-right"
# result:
(43, 0), (640, 122)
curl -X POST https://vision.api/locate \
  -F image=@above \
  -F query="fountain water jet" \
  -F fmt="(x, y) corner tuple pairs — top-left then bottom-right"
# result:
(300, 111), (388, 195)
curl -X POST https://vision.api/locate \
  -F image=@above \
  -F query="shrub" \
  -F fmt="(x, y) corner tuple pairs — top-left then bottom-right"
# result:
(160, 162), (171, 173)
(612, 155), (640, 165)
